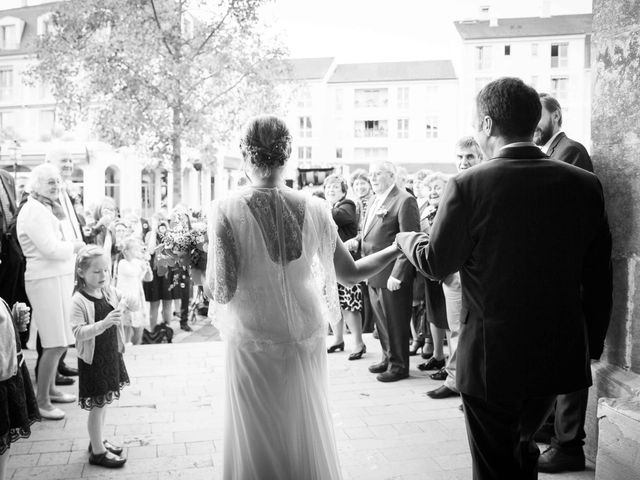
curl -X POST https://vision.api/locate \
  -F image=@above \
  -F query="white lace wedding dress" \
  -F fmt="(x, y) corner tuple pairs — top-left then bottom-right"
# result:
(207, 186), (343, 480)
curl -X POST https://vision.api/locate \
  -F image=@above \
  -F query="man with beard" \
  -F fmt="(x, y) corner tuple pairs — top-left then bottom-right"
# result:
(395, 78), (611, 479)
(533, 93), (595, 473)
(534, 93), (593, 172)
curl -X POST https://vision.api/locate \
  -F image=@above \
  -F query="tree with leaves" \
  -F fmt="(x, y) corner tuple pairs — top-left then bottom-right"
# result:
(29, 0), (288, 205)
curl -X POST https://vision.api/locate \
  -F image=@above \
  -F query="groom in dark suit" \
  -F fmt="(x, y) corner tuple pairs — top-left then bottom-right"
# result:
(396, 77), (612, 479)
(361, 161), (419, 382)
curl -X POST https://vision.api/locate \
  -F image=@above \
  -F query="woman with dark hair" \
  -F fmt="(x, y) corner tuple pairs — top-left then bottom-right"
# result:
(206, 115), (402, 480)
(346, 170), (376, 333)
(324, 174), (365, 360)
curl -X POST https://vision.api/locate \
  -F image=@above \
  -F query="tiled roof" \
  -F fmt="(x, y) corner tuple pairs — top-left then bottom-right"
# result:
(328, 60), (456, 83)
(455, 13), (592, 40)
(0, 2), (61, 57)
(283, 57), (335, 81)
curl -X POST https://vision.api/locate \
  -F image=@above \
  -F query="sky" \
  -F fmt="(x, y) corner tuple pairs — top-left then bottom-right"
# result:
(261, 0), (593, 63)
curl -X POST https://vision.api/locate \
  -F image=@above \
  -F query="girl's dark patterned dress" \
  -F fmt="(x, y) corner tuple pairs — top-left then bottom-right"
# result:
(0, 319), (40, 454)
(78, 291), (130, 410)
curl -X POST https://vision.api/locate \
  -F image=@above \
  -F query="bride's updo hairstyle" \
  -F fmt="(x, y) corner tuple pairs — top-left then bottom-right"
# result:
(240, 115), (292, 178)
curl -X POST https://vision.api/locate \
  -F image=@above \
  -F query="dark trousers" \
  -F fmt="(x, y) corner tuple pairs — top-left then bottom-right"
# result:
(461, 392), (556, 480)
(360, 282), (375, 333)
(549, 389), (589, 452)
(368, 282), (413, 374)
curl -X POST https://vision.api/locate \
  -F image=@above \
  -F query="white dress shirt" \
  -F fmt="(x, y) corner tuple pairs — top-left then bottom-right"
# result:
(541, 131), (563, 154)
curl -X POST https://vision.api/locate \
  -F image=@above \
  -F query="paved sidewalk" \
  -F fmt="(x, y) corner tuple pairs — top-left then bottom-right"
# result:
(6, 334), (595, 479)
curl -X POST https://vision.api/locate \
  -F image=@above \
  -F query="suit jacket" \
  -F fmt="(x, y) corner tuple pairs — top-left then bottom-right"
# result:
(361, 185), (420, 288)
(0, 171), (19, 256)
(548, 132), (593, 172)
(396, 146), (612, 401)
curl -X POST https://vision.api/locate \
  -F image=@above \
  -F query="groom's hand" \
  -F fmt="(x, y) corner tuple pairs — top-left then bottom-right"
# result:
(387, 276), (401, 291)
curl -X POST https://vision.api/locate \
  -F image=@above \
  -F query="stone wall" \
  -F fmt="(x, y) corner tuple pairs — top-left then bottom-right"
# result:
(589, 0), (640, 464)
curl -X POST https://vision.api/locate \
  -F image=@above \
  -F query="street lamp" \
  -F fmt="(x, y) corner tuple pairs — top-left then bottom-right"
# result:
(191, 158), (203, 209)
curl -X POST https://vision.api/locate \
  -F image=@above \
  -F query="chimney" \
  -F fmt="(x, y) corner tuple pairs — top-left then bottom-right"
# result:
(480, 5), (498, 27)
(541, 0), (551, 18)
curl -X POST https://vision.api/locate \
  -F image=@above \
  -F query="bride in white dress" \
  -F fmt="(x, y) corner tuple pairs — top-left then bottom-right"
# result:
(206, 115), (401, 480)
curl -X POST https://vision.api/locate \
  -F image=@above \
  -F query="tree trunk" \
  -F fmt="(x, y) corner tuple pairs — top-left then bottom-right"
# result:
(171, 106), (182, 207)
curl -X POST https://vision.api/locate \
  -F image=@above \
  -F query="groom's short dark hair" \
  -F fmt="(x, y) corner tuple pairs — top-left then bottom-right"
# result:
(476, 77), (541, 138)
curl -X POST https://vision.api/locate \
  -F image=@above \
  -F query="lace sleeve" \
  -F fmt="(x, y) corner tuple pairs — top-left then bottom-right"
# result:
(311, 198), (340, 326)
(207, 202), (239, 304)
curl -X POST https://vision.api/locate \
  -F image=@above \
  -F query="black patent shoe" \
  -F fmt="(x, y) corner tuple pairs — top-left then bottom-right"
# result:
(327, 342), (345, 353)
(88, 451), (126, 468)
(89, 440), (124, 456)
(348, 345), (367, 361)
(58, 364), (79, 377)
(55, 373), (75, 386)
(409, 340), (424, 356)
(417, 357), (446, 371)
(180, 322), (192, 332)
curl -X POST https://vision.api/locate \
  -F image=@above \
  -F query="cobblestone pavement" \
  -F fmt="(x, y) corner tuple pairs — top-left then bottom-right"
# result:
(7, 329), (596, 479)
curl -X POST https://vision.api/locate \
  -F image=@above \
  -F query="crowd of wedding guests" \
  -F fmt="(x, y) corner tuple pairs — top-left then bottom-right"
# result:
(0, 89), (609, 477)
(0, 147), (210, 473)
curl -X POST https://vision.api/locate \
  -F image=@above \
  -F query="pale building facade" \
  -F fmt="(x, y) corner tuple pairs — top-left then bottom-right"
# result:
(454, 13), (593, 147)
(284, 59), (460, 181)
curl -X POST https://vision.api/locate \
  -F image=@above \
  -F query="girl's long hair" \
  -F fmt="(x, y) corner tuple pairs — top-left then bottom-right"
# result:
(75, 245), (107, 293)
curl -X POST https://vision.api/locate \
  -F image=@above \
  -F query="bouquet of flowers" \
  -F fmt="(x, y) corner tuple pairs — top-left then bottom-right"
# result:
(154, 222), (208, 286)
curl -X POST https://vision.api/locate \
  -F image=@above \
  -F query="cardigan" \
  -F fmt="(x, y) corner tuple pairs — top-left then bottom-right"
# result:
(17, 196), (75, 280)
(70, 287), (140, 364)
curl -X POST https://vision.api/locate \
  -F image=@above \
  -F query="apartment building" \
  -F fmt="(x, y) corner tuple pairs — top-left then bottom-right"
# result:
(454, 13), (593, 146)
(0, 0), (235, 215)
(284, 59), (460, 181)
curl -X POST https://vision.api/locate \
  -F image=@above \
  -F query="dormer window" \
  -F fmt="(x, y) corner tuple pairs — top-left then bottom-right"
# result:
(0, 25), (17, 50)
(0, 17), (25, 50)
(37, 13), (57, 37)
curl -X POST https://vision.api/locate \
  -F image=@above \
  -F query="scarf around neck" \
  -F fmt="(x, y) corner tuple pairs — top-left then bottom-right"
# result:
(31, 192), (66, 221)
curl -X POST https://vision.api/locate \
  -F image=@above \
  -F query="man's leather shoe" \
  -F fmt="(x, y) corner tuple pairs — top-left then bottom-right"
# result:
(58, 364), (78, 377)
(538, 447), (585, 473)
(417, 357), (446, 371)
(180, 322), (192, 332)
(55, 373), (75, 386)
(368, 362), (388, 374)
(426, 385), (459, 399)
(534, 424), (554, 444)
(429, 368), (448, 381)
(376, 371), (409, 382)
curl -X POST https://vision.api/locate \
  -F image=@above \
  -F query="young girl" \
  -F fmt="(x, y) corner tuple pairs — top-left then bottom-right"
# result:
(70, 246), (138, 469)
(115, 237), (152, 345)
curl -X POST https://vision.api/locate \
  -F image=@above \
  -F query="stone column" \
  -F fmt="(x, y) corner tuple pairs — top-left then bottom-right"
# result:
(589, 0), (640, 468)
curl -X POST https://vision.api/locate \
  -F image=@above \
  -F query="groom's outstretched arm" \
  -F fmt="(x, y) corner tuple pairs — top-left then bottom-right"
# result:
(396, 178), (472, 281)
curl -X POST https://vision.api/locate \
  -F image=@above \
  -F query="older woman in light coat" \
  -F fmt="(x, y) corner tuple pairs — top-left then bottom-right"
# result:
(17, 164), (85, 420)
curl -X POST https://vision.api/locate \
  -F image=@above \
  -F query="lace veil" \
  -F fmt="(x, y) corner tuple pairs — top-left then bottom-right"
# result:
(206, 187), (339, 351)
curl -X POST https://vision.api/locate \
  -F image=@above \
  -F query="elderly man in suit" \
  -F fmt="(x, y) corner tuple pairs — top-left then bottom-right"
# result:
(361, 161), (419, 382)
(534, 93), (596, 472)
(395, 77), (612, 479)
